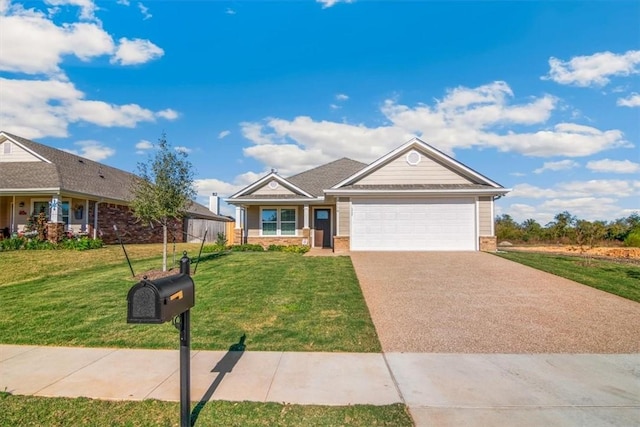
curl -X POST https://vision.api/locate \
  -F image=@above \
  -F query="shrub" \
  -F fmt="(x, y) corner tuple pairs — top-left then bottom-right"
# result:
(201, 244), (228, 253)
(215, 232), (228, 247)
(0, 237), (26, 251)
(267, 244), (310, 254)
(59, 237), (104, 251)
(230, 244), (265, 252)
(624, 231), (640, 248)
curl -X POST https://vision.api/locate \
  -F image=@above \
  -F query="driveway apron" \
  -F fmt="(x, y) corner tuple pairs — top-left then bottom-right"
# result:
(350, 252), (640, 354)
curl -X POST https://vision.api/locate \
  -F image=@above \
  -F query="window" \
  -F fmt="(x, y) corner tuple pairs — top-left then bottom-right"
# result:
(33, 201), (49, 217)
(3, 142), (11, 155)
(261, 208), (297, 236)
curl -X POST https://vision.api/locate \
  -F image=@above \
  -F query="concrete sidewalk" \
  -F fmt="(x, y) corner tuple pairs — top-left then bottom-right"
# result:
(2, 345), (639, 426)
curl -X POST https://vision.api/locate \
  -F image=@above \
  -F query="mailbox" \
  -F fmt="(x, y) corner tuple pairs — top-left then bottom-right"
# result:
(127, 273), (195, 324)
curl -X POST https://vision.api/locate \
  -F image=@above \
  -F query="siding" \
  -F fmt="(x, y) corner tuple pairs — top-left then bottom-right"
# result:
(478, 196), (493, 236)
(252, 180), (296, 196)
(337, 198), (350, 236)
(0, 141), (41, 162)
(358, 151), (472, 185)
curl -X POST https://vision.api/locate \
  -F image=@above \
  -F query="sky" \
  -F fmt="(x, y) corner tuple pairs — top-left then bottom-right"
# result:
(1, 0), (638, 225)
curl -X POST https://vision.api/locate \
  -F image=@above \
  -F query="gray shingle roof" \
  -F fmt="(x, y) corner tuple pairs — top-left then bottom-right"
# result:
(1, 132), (225, 220)
(287, 158), (367, 197)
(340, 184), (499, 190)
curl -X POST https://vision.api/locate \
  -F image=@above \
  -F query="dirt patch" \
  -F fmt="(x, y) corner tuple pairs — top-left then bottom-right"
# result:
(502, 245), (640, 262)
(135, 269), (180, 281)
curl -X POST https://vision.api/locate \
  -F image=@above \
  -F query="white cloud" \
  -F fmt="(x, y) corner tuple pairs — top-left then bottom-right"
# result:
(317, 0), (354, 9)
(586, 159), (640, 174)
(63, 140), (115, 161)
(336, 93), (349, 101)
(195, 171), (263, 198)
(225, 8), (236, 15)
(135, 139), (153, 154)
(45, 0), (98, 21)
(156, 109), (179, 120)
(137, 2), (151, 20)
(534, 160), (579, 174)
(502, 178), (640, 223)
(617, 93), (640, 107)
(0, 7), (114, 77)
(237, 81), (628, 175)
(330, 104), (340, 110)
(543, 50), (640, 87)
(111, 37), (164, 65)
(174, 146), (192, 154)
(218, 130), (231, 139)
(0, 78), (175, 138)
(117, 0), (130, 5)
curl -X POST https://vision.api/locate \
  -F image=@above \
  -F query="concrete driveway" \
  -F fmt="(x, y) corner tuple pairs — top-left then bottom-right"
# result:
(350, 252), (640, 353)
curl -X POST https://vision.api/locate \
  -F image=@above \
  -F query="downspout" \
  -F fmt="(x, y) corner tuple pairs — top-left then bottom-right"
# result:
(93, 200), (103, 239)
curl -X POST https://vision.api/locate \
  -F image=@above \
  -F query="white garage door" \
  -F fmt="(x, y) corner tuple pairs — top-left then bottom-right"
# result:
(351, 198), (476, 251)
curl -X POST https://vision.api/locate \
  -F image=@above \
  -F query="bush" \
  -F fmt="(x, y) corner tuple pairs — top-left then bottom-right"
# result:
(201, 244), (228, 253)
(0, 237), (26, 251)
(0, 236), (103, 251)
(624, 231), (640, 248)
(267, 244), (310, 254)
(59, 237), (104, 251)
(230, 244), (265, 252)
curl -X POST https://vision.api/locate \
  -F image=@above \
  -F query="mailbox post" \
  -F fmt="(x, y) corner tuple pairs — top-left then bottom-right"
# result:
(178, 254), (191, 427)
(127, 252), (194, 427)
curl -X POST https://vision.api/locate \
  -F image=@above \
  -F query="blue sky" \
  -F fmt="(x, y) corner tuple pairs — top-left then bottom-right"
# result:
(1, 0), (638, 224)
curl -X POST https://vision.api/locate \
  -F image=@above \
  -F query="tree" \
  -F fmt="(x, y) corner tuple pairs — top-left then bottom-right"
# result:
(131, 133), (196, 271)
(495, 214), (522, 242)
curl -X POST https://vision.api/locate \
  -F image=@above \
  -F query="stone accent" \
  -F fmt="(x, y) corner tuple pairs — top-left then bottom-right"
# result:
(233, 228), (244, 245)
(479, 236), (497, 252)
(47, 222), (65, 243)
(302, 228), (311, 247)
(95, 203), (183, 244)
(333, 236), (350, 253)
(247, 236), (305, 248)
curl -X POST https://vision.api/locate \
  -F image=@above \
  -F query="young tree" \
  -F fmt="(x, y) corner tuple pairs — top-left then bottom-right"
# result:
(130, 133), (196, 271)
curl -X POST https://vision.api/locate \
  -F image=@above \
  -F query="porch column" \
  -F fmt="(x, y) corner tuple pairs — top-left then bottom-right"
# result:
(50, 195), (60, 223)
(11, 195), (16, 233)
(235, 207), (242, 229)
(303, 205), (309, 228)
(302, 204), (310, 246)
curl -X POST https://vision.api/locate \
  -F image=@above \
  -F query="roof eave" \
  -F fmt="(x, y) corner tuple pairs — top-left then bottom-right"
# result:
(324, 188), (511, 197)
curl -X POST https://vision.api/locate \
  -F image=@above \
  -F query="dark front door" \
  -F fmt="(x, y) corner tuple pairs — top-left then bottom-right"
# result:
(314, 209), (332, 248)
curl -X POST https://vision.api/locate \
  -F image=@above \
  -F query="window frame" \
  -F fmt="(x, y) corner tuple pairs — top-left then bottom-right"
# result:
(260, 207), (297, 236)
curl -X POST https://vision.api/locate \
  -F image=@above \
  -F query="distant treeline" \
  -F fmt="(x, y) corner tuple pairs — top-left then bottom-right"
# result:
(496, 211), (640, 247)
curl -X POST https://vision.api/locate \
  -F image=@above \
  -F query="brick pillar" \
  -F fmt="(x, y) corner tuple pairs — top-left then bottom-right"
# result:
(47, 222), (65, 243)
(479, 236), (497, 252)
(302, 227), (311, 247)
(333, 236), (350, 253)
(234, 228), (244, 245)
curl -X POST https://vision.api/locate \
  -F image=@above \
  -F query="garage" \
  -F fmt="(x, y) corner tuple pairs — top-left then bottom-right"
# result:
(350, 197), (477, 251)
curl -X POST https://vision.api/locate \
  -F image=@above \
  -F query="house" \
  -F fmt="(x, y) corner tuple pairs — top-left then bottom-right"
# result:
(0, 131), (232, 244)
(226, 138), (510, 252)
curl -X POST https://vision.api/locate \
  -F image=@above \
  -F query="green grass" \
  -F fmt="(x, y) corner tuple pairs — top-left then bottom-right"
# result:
(496, 251), (640, 303)
(0, 248), (381, 352)
(0, 393), (412, 427)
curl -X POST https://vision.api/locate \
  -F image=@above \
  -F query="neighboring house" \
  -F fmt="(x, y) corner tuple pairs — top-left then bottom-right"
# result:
(227, 138), (510, 252)
(0, 131), (232, 244)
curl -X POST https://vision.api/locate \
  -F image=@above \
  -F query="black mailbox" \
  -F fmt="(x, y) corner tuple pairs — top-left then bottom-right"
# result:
(127, 273), (195, 324)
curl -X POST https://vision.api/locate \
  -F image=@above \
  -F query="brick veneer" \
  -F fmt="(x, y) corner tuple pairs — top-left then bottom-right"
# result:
(479, 236), (497, 252)
(333, 236), (350, 253)
(95, 203), (183, 244)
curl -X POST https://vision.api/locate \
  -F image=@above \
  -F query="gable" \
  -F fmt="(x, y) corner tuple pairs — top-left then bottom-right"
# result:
(251, 179), (297, 196)
(356, 148), (474, 186)
(0, 140), (42, 163)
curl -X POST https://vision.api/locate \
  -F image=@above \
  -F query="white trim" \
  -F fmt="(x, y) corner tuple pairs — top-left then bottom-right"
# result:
(326, 188), (511, 196)
(332, 137), (504, 189)
(226, 197), (325, 204)
(490, 198), (495, 236)
(0, 132), (52, 163)
(229, 172), (314, 199)
(475, 197), (480, 251)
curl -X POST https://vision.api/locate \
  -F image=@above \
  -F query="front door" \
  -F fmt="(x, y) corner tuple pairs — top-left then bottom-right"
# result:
(314, 209), (332, 248)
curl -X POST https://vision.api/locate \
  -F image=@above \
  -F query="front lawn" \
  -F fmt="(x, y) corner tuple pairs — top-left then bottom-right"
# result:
(0, 248), (381, 352)
(0, 393), (412, 427)
(496, 251), (640, 303)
